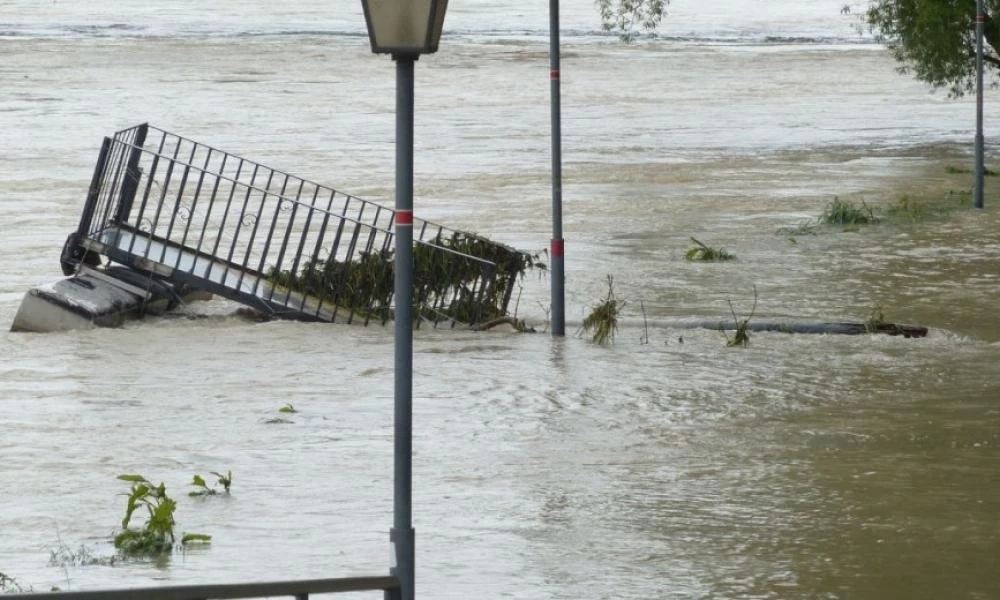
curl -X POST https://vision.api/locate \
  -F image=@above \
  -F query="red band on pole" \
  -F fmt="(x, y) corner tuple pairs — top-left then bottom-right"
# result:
(550, 69), (560, 80)
(551, 238), (564, 258)
(977, 15), (986, 22)
(396, 210), (413, 225)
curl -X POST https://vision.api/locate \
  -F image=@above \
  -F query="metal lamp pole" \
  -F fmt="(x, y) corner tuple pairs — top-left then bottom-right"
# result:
(391, 53), (416, 600)
(358, 3), (448, 599)
(549, 0), (566, 336)
(976, 0), (986, 209)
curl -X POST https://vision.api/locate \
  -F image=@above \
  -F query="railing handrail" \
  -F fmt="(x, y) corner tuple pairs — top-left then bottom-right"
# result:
(101, 139), (499, 272)
(1, 575), (399, 600)
(114, 124), (516, 250)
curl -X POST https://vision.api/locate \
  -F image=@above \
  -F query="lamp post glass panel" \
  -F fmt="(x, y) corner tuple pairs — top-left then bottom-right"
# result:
(359, 1), (448, 600)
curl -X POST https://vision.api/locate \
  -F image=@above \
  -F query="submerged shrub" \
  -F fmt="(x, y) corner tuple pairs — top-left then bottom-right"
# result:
(582, 275), (625, 345)
(685, 238), (735, 261)
(818, 197), (878, 226)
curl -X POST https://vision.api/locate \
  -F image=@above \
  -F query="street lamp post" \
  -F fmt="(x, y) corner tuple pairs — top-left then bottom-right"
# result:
(359, 2), (449, 599)
(975, 0), (985, 209)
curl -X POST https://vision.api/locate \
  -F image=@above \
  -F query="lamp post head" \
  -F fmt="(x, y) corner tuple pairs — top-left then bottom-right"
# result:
(360, 0), (449, 57)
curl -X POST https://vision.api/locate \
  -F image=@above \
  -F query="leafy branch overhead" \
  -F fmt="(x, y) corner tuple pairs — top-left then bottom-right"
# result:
(597, 0), (669, 42)
(847, 0), (1000, 96)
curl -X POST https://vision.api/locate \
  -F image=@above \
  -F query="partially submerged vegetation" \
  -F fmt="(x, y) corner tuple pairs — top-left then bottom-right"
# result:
(115, 474), (210, 557)
(685, 238), (735, 261)
(582, 275), (625, 345)
(0, 572), (31, 593)
(945, 165), (997, 176)
(817, 197), (878, 226)
(724, 286), (758, 348)
(267, 232), (537, 326)
(189, 471), (232, 497)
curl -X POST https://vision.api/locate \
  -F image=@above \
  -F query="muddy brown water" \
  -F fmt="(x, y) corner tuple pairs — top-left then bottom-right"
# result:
(1, 6), (999, 598)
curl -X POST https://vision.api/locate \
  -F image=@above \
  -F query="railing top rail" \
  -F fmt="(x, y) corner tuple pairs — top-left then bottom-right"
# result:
(104, 139), (500, 272)
(1, 575), (399, 600)
(112, 123), (517, 251)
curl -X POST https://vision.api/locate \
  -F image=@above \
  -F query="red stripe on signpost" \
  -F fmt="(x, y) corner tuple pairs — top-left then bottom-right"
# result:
(551, 238), (564, 257)
(550, 69), (560, 80)
(396, 210), (413, 225)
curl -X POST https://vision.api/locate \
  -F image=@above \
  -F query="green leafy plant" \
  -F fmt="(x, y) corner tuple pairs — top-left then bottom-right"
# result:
(581, 275), (625, 345)
(818, 197), (879, 226)
(278, 404), (297, 414)
(685, 237), (735, 261)
(945, 165), (997, 176)
(266, 232), (537, 327)
(597, 0), (668, 43)
(189, 471), (232, 497)
(114, 474), (210, 556)
(886, 194), (926, 221)
(724, 286), (758, 348)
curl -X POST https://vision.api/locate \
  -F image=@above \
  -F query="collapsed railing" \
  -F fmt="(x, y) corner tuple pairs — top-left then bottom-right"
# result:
(62, 123), (534, 326)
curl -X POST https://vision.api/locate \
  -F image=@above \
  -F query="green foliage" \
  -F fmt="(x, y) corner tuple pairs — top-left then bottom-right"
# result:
(0, 572), (31, 593)
(597, 0), (669, 42)
(582, 275), (625, 345)
(49, 543), (118, 567)
(946, 164), (998, 175)
(685, 237), (735, 261)
(852, 0), (1000, 96)
(266, 232), (536, 326)
(115, 474), (210, 557)
(724, 286), (758, 348)
(278, 403), (297, 414)
(818, 197), (879, 226)
(886, 194), (926, 221)
(189, 471), (232, 497)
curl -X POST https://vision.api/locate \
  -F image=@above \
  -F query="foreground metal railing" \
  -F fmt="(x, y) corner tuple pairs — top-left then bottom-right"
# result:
(63, 123), (529, 326)
(2, 575), (399, 600)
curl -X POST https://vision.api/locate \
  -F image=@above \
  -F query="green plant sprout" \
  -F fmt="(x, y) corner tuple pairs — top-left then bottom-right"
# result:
(685, 238), (735, 261)
(189, 470), (233, 497)
(115, 474), (210, 556)
(818, 197), (878, 226)
(724, 286), (758, 348)
(582, 275), (625, 345)
(278, 403), (297, 414)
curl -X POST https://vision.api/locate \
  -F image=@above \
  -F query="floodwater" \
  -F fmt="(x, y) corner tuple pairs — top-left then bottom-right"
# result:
(2, 1), (999, 598)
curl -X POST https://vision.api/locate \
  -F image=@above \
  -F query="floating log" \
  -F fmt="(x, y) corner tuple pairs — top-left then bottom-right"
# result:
(644, 319), (928, 338)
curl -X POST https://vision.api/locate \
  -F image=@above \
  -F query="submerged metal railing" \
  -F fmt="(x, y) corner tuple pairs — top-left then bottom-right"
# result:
(66, 123), (527, 326)
(2, 575), (399, 600)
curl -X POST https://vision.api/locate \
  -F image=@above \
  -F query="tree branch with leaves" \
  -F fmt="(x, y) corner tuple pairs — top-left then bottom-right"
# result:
(597, 0), (669, 43)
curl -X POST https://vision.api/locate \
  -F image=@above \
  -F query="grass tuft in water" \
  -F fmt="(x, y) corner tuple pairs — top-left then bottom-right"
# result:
(685, 238), (735, 261)
(945, 165), (997, 176)
(581, 275), (625, 345)
(724, 286), (758, 348)
(817, 197), (878, 226)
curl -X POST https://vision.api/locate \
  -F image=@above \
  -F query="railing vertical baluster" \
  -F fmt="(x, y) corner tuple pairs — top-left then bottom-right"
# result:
(77, 137), (111, 239)
(289, 188), (320, 313)
(144, 140), (184, 261)
(160, 143), (197, 263)
(333, 223), (364, 324)
(126, 151), (160, 256)
(266, 181), (305, 307)
(238, 171), (276, 296)
(175, 147), (215, 272)
(192, 154), (230, 275)
(309, 191), (337, 319)
(254, 174), (291, 301)
(114, 123), (149, 224)
(205, 158), (246, 283)
(95, 135), (133, 236)
(219, 165), (261, 290)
